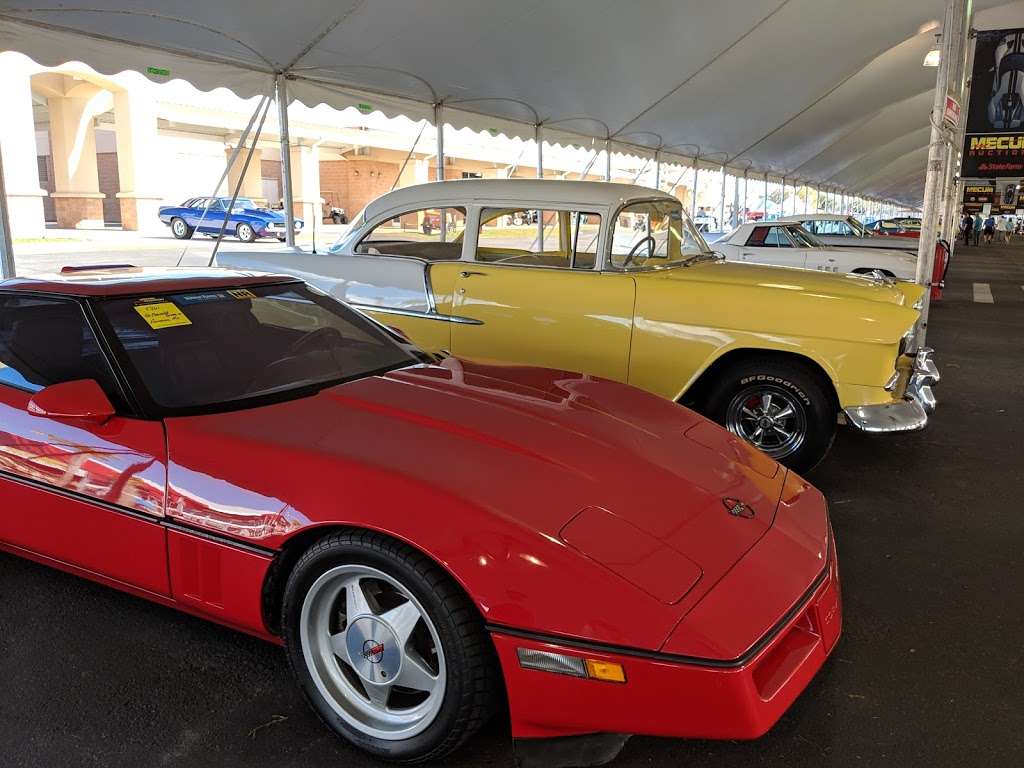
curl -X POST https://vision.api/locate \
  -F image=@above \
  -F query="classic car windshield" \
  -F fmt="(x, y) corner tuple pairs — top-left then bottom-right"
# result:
(226, 197), (257, 209)
(787, 225), (825, 248)
(610, 200), (710, 270)
(95, 283), (418, 414)
(845, 217), (871, 237)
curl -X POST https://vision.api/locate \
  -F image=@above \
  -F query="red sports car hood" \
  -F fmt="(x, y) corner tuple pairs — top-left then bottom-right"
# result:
(164, 359), (810, 652)
(320, 360), (781, 579)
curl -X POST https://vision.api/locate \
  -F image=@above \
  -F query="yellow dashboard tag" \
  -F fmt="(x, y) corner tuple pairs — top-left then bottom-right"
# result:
(134, 301), (192, 329)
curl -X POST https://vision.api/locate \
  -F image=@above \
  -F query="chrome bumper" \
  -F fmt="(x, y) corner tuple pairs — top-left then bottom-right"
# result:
(843, 348), (939, 433)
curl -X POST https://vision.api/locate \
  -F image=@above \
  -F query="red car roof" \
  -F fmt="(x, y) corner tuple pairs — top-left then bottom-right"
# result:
(0, 266), (298, 297)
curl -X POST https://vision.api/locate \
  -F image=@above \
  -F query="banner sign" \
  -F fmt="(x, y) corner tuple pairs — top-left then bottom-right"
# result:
(963, 182), (995, 213)
(944, 94), (961, 129)
(1000, 182), (1019, 211)
(962, 28), (1024, 177)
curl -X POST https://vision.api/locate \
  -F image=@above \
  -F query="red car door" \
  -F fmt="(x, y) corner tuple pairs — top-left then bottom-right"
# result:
(0, 293), (170, 596)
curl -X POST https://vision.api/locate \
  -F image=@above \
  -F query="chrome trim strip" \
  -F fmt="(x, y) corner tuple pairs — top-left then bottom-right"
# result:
(350, 303), (483, 325)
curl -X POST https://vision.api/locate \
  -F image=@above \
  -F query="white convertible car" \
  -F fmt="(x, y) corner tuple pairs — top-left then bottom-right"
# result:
(775, 214), (917, 253)
(712, 221), (918, 279)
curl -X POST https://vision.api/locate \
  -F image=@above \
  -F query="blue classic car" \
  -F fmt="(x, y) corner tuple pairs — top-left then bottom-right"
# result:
(157, 197), (304, 242)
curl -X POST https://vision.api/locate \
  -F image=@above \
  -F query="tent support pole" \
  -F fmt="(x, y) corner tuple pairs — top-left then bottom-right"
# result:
(719, 165), (727, 230)
(604, 139), (611, 181)
(654, 151), (661, 190)
(536, 123), (544, 246)
(916, 0), (970, 346)
(0, 148), (15, 278)
(434, 103), (445, 181)
(741, 169), (749, 223)
(691, 157), (700, 217)
(763, 174), (769, 219)
(275, 74), (297, 248)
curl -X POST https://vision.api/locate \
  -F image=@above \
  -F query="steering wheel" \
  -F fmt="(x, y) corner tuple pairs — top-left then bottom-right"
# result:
(621, 235), (656, 267)
(288, 326), (347, 356)
(244, 327), (347, 394)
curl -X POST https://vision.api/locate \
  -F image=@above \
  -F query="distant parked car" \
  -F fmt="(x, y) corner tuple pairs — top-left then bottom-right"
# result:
(158, 196), (304, 242)
(714, 221), (918, 279)
(776, 214), (917, 253)
(866, 219), (919, 238)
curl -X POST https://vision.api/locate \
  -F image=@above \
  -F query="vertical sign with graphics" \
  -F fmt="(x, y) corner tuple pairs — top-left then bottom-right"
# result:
(962, 28), (1024, 177)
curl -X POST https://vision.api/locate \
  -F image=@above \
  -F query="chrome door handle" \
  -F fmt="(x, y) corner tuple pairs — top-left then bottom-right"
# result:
(460, 270), (486, 278)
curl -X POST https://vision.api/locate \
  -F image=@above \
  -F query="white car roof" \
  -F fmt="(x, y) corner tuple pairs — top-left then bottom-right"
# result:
(361, 179), (677, 220)
(775, 214), (850, 223)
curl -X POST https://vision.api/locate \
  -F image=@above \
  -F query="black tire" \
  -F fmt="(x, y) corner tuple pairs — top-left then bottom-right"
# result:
(170, 217), (194, 240)
(281, 530), (498, 763)
(277, 236), (287, 242)
(236, 222), (257, 243)
(701, 356), (836, 473)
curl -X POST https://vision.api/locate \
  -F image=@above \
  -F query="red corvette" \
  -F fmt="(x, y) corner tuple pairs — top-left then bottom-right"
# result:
(0, 267), (841, 766)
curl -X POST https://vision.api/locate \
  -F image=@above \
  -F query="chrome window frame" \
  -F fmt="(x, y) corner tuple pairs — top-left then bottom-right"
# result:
(604, 196), (711, 273)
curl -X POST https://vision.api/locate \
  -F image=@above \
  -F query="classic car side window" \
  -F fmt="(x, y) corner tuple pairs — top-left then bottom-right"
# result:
(476, 208), (601, 269)
(355, 207), (467, 261)
(746, 226), (793, 247)
(0, 295), (123, 405)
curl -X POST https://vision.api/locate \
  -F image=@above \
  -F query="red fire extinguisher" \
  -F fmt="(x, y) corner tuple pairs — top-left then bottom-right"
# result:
(931, 239), (950, 301)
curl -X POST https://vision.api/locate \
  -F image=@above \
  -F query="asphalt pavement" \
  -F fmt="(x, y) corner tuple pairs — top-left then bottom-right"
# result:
(1, 241), (1023, 767)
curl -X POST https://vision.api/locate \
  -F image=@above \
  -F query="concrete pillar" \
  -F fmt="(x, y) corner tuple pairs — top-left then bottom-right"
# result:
(226, 144), (265, 205)
(0, 54), (46, 238)
(288, 143), (322, 223)
(48, 88), (109, 228)
(112, 89), (164, 234)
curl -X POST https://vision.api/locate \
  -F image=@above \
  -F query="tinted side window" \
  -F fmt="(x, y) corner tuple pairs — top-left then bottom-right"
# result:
(0, 295), (121, 402)
(356, 207), (467, 261)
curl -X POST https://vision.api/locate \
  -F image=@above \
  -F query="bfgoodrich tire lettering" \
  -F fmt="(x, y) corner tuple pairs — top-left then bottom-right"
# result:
(704, 357), (836, 472)
(281, 530), (498, 763)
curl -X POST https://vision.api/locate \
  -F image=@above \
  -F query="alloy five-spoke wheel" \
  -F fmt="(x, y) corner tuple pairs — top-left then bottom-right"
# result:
(299, 564), (446, 741)
(282, 531), (497, 762)
(725, 386), (807, 459)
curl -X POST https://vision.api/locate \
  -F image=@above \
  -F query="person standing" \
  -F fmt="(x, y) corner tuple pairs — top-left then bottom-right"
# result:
(973, 212), (983, 245)
(984, 213), (996, 244)
(961, 211), (974, 246)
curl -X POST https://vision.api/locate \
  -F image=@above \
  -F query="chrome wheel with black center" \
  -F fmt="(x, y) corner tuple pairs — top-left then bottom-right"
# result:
(702, 356), (836, 473)
(237, 222), (256, 242)
(299, 564), (446, 740)
(725, 386), (807, 460)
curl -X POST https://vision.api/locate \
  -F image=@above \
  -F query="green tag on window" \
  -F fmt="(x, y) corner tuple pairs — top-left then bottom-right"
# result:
(357, 103), (373, 114)
(147, 66), (170, 77)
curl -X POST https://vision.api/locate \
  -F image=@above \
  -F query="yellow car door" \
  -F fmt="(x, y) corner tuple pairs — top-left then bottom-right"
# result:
(444, 208), (635, 381)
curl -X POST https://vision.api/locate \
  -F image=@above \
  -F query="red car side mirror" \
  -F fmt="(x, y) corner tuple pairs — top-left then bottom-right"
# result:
(28, 379), (116, 425)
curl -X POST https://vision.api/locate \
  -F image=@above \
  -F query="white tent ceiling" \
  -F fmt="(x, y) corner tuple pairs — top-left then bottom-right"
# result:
(2, 0), (1023, 206)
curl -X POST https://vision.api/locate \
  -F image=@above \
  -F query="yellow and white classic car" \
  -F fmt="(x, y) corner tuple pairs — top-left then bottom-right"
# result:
(219, 180), (938, 471)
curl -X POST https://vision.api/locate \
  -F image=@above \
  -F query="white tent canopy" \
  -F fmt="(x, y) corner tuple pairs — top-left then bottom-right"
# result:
(1, 0), (1023, 206)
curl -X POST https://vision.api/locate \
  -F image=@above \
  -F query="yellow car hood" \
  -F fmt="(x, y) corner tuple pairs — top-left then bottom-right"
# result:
(648, 260), (917, 306)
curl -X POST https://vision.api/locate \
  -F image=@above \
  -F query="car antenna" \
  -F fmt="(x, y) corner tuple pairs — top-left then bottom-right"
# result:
(311, 203), (317, 254)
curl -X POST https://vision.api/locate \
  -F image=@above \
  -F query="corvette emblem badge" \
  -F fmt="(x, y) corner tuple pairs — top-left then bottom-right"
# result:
(362, 640), (385, 664)
(723, 497), (755, 519)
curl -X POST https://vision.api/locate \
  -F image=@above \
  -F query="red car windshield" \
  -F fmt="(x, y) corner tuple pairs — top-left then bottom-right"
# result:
(94, 282), (418, 414)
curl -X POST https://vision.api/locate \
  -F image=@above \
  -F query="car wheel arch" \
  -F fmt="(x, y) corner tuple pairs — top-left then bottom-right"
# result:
(260, 523), (485, 638)
(679, 347), (840, 415)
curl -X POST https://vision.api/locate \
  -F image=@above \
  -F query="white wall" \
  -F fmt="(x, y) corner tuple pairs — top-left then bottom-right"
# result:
(156, 131), (227, 205)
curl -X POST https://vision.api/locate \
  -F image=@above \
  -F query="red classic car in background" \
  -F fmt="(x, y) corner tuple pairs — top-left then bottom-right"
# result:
(0, 267), (841, 766)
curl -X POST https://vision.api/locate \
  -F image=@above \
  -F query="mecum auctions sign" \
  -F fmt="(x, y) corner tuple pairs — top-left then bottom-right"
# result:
(962, 28), (1024, 177)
